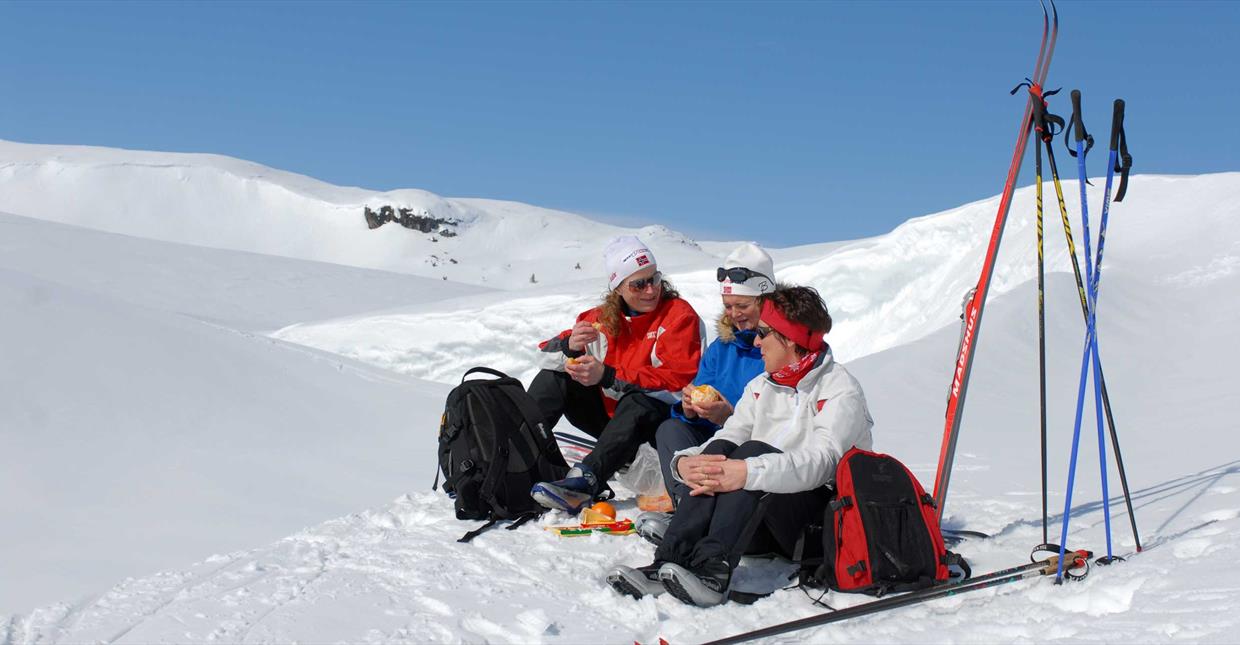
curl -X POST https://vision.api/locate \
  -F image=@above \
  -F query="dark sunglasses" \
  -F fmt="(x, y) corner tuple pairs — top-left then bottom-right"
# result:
(626, 271), (663, 292)
(717, 267), (771, 283)
(755, 325), (779, 340)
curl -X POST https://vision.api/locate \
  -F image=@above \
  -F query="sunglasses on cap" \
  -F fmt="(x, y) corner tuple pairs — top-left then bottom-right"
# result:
(626, 271), (663, 292)
(717, 267), (771, 283)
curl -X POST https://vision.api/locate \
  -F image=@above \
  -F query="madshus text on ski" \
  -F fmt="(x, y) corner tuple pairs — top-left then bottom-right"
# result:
(431, 1), (1143, 641)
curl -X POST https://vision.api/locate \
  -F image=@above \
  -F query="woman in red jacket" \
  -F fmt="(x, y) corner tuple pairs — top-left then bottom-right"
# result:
(530, 235), (703, 514)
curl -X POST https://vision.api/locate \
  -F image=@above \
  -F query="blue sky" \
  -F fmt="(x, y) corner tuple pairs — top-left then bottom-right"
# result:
(2, 1), (1236, 247)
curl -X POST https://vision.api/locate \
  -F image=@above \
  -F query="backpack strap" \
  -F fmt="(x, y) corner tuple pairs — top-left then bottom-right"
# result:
(491, 382), (554, 443)
(457, 518), (500, 543)
(475, 389), (515, 513)
(461, 366), (511, 382)
(489, 380), (568, 471)
(504, 511), (542, 531)
(457, 511), (543, 543)
(943, 550), (972, 580)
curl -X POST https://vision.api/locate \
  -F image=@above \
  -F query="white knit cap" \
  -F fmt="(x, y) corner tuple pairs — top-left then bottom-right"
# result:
(720, 243), (775, 296)
(604, 235), (658, 290)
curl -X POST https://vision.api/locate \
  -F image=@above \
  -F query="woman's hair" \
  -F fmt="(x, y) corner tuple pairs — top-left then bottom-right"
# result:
(598, 278), (681, 336)
(766, 285), (832, 355)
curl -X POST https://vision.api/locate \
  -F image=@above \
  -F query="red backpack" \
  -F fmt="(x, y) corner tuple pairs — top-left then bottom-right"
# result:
(808, 448), (968, 595)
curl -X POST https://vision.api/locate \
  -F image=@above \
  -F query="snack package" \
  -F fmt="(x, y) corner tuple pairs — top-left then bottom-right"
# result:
(616, 444), (673, 512)
(637, 492), (675, 513)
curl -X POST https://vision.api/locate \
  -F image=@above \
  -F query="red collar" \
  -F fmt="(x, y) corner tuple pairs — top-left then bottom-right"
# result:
(769, 351), (821, 388)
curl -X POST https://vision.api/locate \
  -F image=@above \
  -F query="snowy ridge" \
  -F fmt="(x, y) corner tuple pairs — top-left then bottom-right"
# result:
(275, 173), (1240, 381)
(0, 139), (718, 290)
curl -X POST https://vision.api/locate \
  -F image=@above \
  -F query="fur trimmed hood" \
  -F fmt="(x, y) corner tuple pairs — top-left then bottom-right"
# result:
(716, 313), (736, 343)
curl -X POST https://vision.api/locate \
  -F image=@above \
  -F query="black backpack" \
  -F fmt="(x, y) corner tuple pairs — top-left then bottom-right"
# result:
(434, 367), (569, 542)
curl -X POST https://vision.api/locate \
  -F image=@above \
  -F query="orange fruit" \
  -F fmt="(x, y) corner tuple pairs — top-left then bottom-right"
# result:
(590, 501), (616, 519)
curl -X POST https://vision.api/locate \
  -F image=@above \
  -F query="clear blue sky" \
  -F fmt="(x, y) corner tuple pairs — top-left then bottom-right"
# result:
(2, 1), (1236, 247)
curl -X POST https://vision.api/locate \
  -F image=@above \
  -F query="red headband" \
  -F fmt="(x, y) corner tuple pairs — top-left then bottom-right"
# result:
(760, 300), (825, 351)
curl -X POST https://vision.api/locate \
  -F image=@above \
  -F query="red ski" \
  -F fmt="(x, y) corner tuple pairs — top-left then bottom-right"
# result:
(933, 1), (1060, 522)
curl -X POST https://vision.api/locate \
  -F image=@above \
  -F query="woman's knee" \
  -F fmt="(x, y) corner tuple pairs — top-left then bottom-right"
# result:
(730, 440), (779, 460)
(655, 418), (691, 445)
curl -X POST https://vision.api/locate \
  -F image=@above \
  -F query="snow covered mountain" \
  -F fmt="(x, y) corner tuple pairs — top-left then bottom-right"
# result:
(2, 139), (1239, 642)
(274, 173), (1240, 381)
(0, 139), (719, 291)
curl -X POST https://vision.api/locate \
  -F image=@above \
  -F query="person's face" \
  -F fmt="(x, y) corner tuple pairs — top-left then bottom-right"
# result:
(755, 322), (798, 373)
(722, 295), (760, 331)
(618, 266), (662, 313)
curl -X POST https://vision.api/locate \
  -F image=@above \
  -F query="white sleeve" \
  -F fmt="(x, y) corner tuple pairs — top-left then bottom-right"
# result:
(744, 391), (873, 494)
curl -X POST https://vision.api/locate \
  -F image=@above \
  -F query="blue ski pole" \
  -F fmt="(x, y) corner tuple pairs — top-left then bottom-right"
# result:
(1088, 99), (1134, 565)
(1056, 89), (1096, 583)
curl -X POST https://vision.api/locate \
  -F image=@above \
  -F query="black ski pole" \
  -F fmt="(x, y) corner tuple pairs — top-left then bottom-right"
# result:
(1032, 88), (1051, 548)
(703, 551), (1092, 645)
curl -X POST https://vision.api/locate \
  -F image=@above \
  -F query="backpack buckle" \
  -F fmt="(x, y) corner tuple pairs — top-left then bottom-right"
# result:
(829, 497), (853, 513)
(845, 560), (867, 577)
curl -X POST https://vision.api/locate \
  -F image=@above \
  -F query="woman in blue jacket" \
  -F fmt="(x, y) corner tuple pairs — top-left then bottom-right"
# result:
(651, 243), (775, 515)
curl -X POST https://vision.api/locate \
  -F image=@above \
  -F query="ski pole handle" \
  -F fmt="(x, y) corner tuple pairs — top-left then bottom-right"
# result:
(1071, 90), (1085, 143)
(1110, 99), (1125, 151)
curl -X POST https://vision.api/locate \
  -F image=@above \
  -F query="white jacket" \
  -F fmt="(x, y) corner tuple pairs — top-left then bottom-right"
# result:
(672, 349), (874, 494)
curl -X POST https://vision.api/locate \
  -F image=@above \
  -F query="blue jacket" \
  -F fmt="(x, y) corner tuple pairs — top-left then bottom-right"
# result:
(670, 321), (765, 431)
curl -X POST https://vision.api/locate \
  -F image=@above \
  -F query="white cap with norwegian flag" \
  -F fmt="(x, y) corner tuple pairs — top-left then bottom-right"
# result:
(604, 235), (657, 290)
(720, 243), (775, 296)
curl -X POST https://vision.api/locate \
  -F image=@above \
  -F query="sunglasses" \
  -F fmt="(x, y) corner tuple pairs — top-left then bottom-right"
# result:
(755, 325), (780, 340)
(626, 271), (663, 292)
(717, 267), (771, 283)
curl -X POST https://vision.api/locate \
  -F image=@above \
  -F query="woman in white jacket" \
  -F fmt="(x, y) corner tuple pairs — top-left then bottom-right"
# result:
(608, 286), (874, 607)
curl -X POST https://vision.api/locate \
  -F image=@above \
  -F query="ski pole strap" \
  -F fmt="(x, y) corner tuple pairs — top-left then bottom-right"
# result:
(1065, 89), (1095, 158)
(1111, 99), (1132, 202)
(1019, 82), (1064, 143)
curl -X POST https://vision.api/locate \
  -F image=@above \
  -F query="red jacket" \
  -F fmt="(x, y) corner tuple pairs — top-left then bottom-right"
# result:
(539, 297), (703, 416)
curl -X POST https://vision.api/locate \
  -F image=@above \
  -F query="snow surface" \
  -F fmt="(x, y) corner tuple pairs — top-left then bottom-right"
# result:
(3, 139), (1239, 643)
(0, 139), (721, 291)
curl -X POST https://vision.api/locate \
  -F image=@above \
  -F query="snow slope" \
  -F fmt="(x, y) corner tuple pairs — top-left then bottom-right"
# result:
(0, 211), (482, 614)
(0, 140), (720, 290)
(7, 246), (1238, 644)
(0, 212), (491, 331)
(3, 138), (1239, 642)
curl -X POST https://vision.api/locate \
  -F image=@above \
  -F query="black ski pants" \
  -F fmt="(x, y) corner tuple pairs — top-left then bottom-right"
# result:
(527, 368), (671, 487)
(654, 440), (832, 573)
(655, 417), (716, 508)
